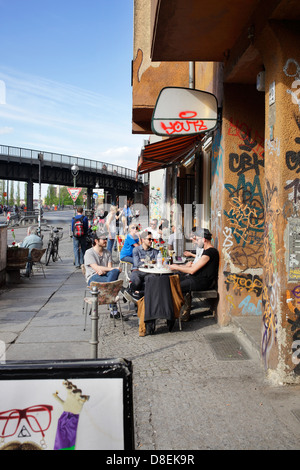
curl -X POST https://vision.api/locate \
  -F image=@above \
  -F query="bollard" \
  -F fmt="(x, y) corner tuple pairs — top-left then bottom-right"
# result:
(90, 286), (99, 359)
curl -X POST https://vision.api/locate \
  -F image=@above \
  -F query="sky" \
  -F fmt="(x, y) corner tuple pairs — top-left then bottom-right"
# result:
(0, 0), (144, 198)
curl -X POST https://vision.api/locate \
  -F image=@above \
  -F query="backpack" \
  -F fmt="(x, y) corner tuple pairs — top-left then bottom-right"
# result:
(73, 215), (85, 238)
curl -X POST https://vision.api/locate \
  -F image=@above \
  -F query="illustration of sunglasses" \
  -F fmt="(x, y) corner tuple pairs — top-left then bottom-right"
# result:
(0, 405), (53, 438)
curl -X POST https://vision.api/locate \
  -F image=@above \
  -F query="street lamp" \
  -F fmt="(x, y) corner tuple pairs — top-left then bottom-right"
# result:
(71, 163), (79, 214)
(38, 153), (43, 236)
(71, 163), (79, 187)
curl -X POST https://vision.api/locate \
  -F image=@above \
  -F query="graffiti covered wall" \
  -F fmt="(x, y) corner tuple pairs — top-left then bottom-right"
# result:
(212, 84), (265, 327)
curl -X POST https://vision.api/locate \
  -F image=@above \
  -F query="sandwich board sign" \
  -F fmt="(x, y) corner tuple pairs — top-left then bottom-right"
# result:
(0, 359), (134, 450)
(152, 87), (218, 136)
(67, 187), (82, 202)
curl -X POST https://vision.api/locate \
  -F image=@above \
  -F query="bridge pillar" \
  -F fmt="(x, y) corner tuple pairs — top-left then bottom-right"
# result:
(110, 188), (117, 205)
(86, 187), (93, 210)
(26, 180), (34, 211)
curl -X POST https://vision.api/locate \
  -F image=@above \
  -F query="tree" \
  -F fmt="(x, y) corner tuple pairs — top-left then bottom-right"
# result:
(45, 185), (58, 206)
(0, 180), (5, 205)
(9, 181), (14, 206)
(16, 182), (20, 206)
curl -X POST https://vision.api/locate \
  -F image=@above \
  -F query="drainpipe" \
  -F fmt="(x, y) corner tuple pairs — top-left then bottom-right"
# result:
(189, 62), (195, 89)
(189, 62), (200, 227)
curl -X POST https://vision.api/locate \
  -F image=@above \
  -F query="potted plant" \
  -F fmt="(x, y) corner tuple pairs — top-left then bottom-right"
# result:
(6, 229), (29, 270)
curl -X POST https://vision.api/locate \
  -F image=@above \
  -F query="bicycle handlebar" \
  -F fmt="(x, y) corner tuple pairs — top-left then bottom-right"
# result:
(43, 225), (63, 231)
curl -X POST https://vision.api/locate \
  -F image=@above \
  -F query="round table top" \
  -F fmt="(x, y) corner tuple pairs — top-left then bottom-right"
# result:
(138, 266), (173, 274)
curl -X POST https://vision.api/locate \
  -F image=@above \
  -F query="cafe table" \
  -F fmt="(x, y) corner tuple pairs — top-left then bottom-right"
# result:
(138, 265), (173, 275)
(137, 264), (182, 335)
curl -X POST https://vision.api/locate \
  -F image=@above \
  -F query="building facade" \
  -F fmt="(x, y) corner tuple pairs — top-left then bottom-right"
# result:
(132, 0), (300, 384)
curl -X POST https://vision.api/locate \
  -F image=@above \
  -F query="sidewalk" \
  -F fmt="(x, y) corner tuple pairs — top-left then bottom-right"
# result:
(1, 244), (300, 450)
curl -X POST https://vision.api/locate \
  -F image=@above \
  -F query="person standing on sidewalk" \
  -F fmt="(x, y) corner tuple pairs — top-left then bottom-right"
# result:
(105, 205), (118, 253)
(72, 207), (89, 269)
(84, 230), (122, 318)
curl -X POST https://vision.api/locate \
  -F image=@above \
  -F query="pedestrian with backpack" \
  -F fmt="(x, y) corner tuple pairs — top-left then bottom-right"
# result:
(72, 207), (89, 269)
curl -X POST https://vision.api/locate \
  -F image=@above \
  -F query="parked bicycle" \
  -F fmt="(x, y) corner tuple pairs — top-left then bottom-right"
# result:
(44, 225), (63, 265)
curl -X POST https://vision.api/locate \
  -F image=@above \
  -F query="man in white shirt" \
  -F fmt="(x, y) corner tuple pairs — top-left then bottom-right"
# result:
(84, 230), (122, 318)
(146, 218), (160, 240)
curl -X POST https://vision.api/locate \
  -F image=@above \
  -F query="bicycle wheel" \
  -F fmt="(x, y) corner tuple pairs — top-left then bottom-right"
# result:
(52, 240), (59, 262)
(45, 242), (53, 265)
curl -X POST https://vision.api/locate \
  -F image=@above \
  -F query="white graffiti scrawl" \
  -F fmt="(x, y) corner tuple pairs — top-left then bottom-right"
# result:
(284, 58), (300, 111)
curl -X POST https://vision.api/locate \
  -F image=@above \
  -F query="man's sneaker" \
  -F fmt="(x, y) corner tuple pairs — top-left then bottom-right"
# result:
(110, 309), (120, 319)
(123, 287), (140, 304)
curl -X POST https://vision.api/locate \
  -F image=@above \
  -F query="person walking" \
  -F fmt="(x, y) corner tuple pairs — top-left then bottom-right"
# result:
(72, 207), (89, 269)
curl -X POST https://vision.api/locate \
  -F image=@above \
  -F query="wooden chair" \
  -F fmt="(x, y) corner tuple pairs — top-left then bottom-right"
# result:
(82, 279), (125, 334)
(28, 248), (46, 278)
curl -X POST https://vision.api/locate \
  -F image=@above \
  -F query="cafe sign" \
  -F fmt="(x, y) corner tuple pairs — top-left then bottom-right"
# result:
(151, 87), (218, 137)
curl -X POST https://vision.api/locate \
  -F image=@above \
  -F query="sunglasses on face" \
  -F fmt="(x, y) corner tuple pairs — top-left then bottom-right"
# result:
(146, 238), (153, 241)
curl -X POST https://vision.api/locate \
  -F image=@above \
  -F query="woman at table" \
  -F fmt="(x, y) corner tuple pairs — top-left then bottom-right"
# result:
(120, 224), (140, 264)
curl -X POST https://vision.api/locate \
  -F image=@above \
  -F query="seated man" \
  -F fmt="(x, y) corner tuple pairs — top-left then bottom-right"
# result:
(122, 230), (159, 303)
(84, 230), (122, 319)
(20, 226), (43, 277)
(169, 228), (219, 321)
(183, 227), (204, 263)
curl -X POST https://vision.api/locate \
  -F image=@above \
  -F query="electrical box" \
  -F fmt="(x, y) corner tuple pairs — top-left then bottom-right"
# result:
(256, 71), (265, 92)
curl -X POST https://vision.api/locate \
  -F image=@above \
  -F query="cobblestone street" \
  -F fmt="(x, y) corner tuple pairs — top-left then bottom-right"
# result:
(1, 220), (300, 450)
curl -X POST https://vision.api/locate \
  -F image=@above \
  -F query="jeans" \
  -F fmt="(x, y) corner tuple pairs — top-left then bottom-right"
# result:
(87, 269), (120, 286)
(107, 235), (115, 253)
(73, 236), (87, 267)
(120, 256), (133, 263)
(87, 268), (120, 310)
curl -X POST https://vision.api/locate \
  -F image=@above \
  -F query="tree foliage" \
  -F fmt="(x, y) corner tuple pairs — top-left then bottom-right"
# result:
(44, 185), (85, 206)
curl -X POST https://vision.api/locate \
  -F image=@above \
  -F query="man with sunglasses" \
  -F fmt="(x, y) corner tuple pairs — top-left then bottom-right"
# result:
(122, 230), (159, 303)
(84, 231), (122, 318)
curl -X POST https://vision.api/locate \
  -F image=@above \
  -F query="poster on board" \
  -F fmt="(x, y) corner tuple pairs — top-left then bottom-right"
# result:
(0, 358), (134, 451)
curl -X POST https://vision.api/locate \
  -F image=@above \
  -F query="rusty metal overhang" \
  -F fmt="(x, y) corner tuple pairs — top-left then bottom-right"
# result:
(132, 107), (154, 134)
(137, 134), (202, 175)
(151, 0), (262, 61)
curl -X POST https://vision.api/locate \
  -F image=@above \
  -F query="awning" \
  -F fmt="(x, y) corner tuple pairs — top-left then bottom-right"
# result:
(137, 135), (202, 175)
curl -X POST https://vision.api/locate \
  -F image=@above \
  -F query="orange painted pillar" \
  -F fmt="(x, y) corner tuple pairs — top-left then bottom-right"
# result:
(258, 21), (300, 382)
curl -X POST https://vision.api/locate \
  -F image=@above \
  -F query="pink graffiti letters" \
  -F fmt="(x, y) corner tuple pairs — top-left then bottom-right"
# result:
(160, 111), (208, 135)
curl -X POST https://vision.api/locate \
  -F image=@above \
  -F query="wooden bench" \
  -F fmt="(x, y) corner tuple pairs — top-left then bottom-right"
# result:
(192, 287), (218, 307)
(179, 289), (218, 330)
